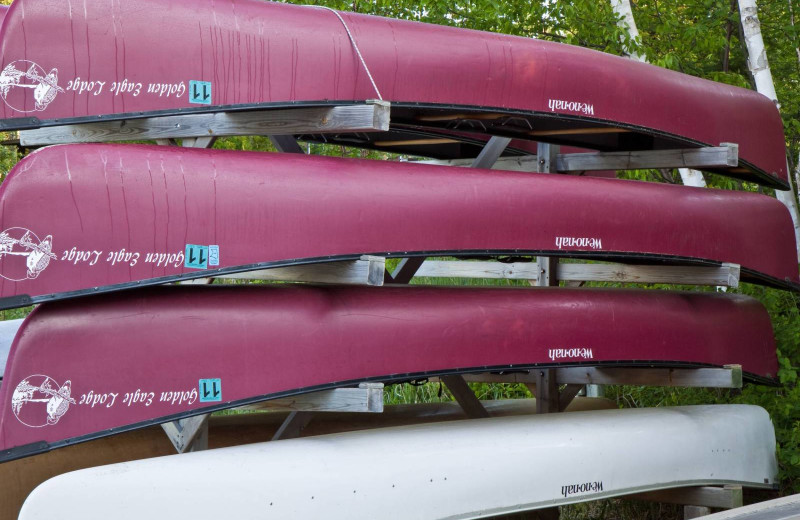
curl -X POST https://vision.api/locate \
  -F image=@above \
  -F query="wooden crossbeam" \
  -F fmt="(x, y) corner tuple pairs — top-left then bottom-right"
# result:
(534, 369), (559, 413)
(557, 262), (740, 288)
(440, 375), (490, 419)
(272, 411), (314, 441)
(413, 260), (740, 288)
(220, 256), (386, 286)
(558, 143), (738, 171)
(631, 485), (744, 510)
(417, 144), (739, 172)
(237, 383), (385, 414)
(556, 366), (743, 388)
(19, 102), (390, 145)
(470, 136), (512, 169)
(453, 365), (743, 389)
(161, 414), (209, 453)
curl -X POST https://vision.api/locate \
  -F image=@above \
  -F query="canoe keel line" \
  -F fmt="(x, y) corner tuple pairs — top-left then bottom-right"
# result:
(0, 284), (778, 462)
(0, 0), (789, 187)
(17, 406), (777, 519)
(0, 143), (796, 312)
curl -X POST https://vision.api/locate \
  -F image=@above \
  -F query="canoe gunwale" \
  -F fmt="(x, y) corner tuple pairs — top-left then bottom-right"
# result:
(0, 360), (778, 464)
(8, 99), (786, 189)
(0, 250), (795, 311)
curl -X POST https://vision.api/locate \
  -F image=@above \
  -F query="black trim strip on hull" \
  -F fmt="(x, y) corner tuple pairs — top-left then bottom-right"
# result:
(1, 249), (796, 311)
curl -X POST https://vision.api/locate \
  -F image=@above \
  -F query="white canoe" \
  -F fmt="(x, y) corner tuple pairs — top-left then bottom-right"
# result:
(20, 405), (776, 520)
(0, 318), (21, 380)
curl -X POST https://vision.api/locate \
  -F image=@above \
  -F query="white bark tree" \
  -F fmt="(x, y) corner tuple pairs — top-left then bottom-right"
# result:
(740, 0), (800, 260)
(609, 0), (708, 188)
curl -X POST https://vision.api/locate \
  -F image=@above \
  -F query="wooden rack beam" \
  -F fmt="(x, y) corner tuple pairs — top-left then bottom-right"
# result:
(219, 255), (386, 286)
(630, 485), (744, 510)
(19, 101), (390, 145)
(413, 260), (740, 288)
(451, 365), (743, 389)
(236, 383), (385, 414)
(161, 414), (209, 454)
(558, 143), (738, 171)
(417, 143), (739, 172)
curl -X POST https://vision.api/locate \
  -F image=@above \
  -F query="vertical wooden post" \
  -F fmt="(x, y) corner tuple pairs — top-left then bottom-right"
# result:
(535, 369), (559, 414)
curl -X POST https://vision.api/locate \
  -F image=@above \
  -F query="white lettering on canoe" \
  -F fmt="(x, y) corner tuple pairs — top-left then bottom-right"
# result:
(144, 251), (185, 268)
(65, 77), (105, 96)
(561, 481), (604, 497)
(106, 248), (140, 267)
(555, 236), (603, 250)
(159, 388), (198, 406)
(64, 77), (186, 99)
(146, 81), (186, 98)
(548, 98), (594, 116)
(110, 79), (142, 97)
(548, 348), (593, 361)
(12, 376), (207, 428)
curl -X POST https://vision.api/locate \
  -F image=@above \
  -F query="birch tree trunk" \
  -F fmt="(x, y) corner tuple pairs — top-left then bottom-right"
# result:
(739, 0), (800, 260)
(610, 0), (707, 188)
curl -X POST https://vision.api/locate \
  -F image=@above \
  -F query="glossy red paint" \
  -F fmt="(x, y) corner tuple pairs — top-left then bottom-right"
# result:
(0, 143), (795, 309)
(0, 0), (787, 185)
(0, 284), (778, 461)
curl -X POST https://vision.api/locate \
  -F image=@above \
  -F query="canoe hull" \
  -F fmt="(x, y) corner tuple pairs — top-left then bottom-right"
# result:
(18, 406), (778, 519)
(0, 144), (796, 311)
(0, 284), (778, 462)
(0, 0), (787, 186)
(0, 398), (615, 520)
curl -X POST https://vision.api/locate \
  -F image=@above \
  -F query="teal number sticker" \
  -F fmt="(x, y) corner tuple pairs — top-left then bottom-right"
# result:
(184, 244), (208, 269)
(199, 378), (222, 402)
(189, 80), (212, 104)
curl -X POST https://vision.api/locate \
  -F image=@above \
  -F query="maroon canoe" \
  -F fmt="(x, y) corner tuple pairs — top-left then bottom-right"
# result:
(0, 143), (795, 310)
(0, 0), (788, 187)
(0, 284), (778, 462)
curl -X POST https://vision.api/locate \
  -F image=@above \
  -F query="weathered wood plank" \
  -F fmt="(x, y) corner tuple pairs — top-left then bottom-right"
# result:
(536, 142), (559, 174)
(413, 260), (739, 287)
(417, 144), (739, 173)
(20, 102), (390, 145)
(557, 143), (738, 171)
(451, 365), (743, 388)
(160, 414), (209, 453)
(221, 256), (385, 286)
(631, 485), (744, 510)
(556, 365), (743, 389)
(557, 262), (740, 288)
(269, 135), (304, 154)
(558, 384), (584, 412)
(440, 375), (490, 419)
(271, 411), (314, 441)
(471, 136), (512, 169)
(414, 260), (541, 280)
(237, 383), (385, 413)
(535, 369), (559, 414)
